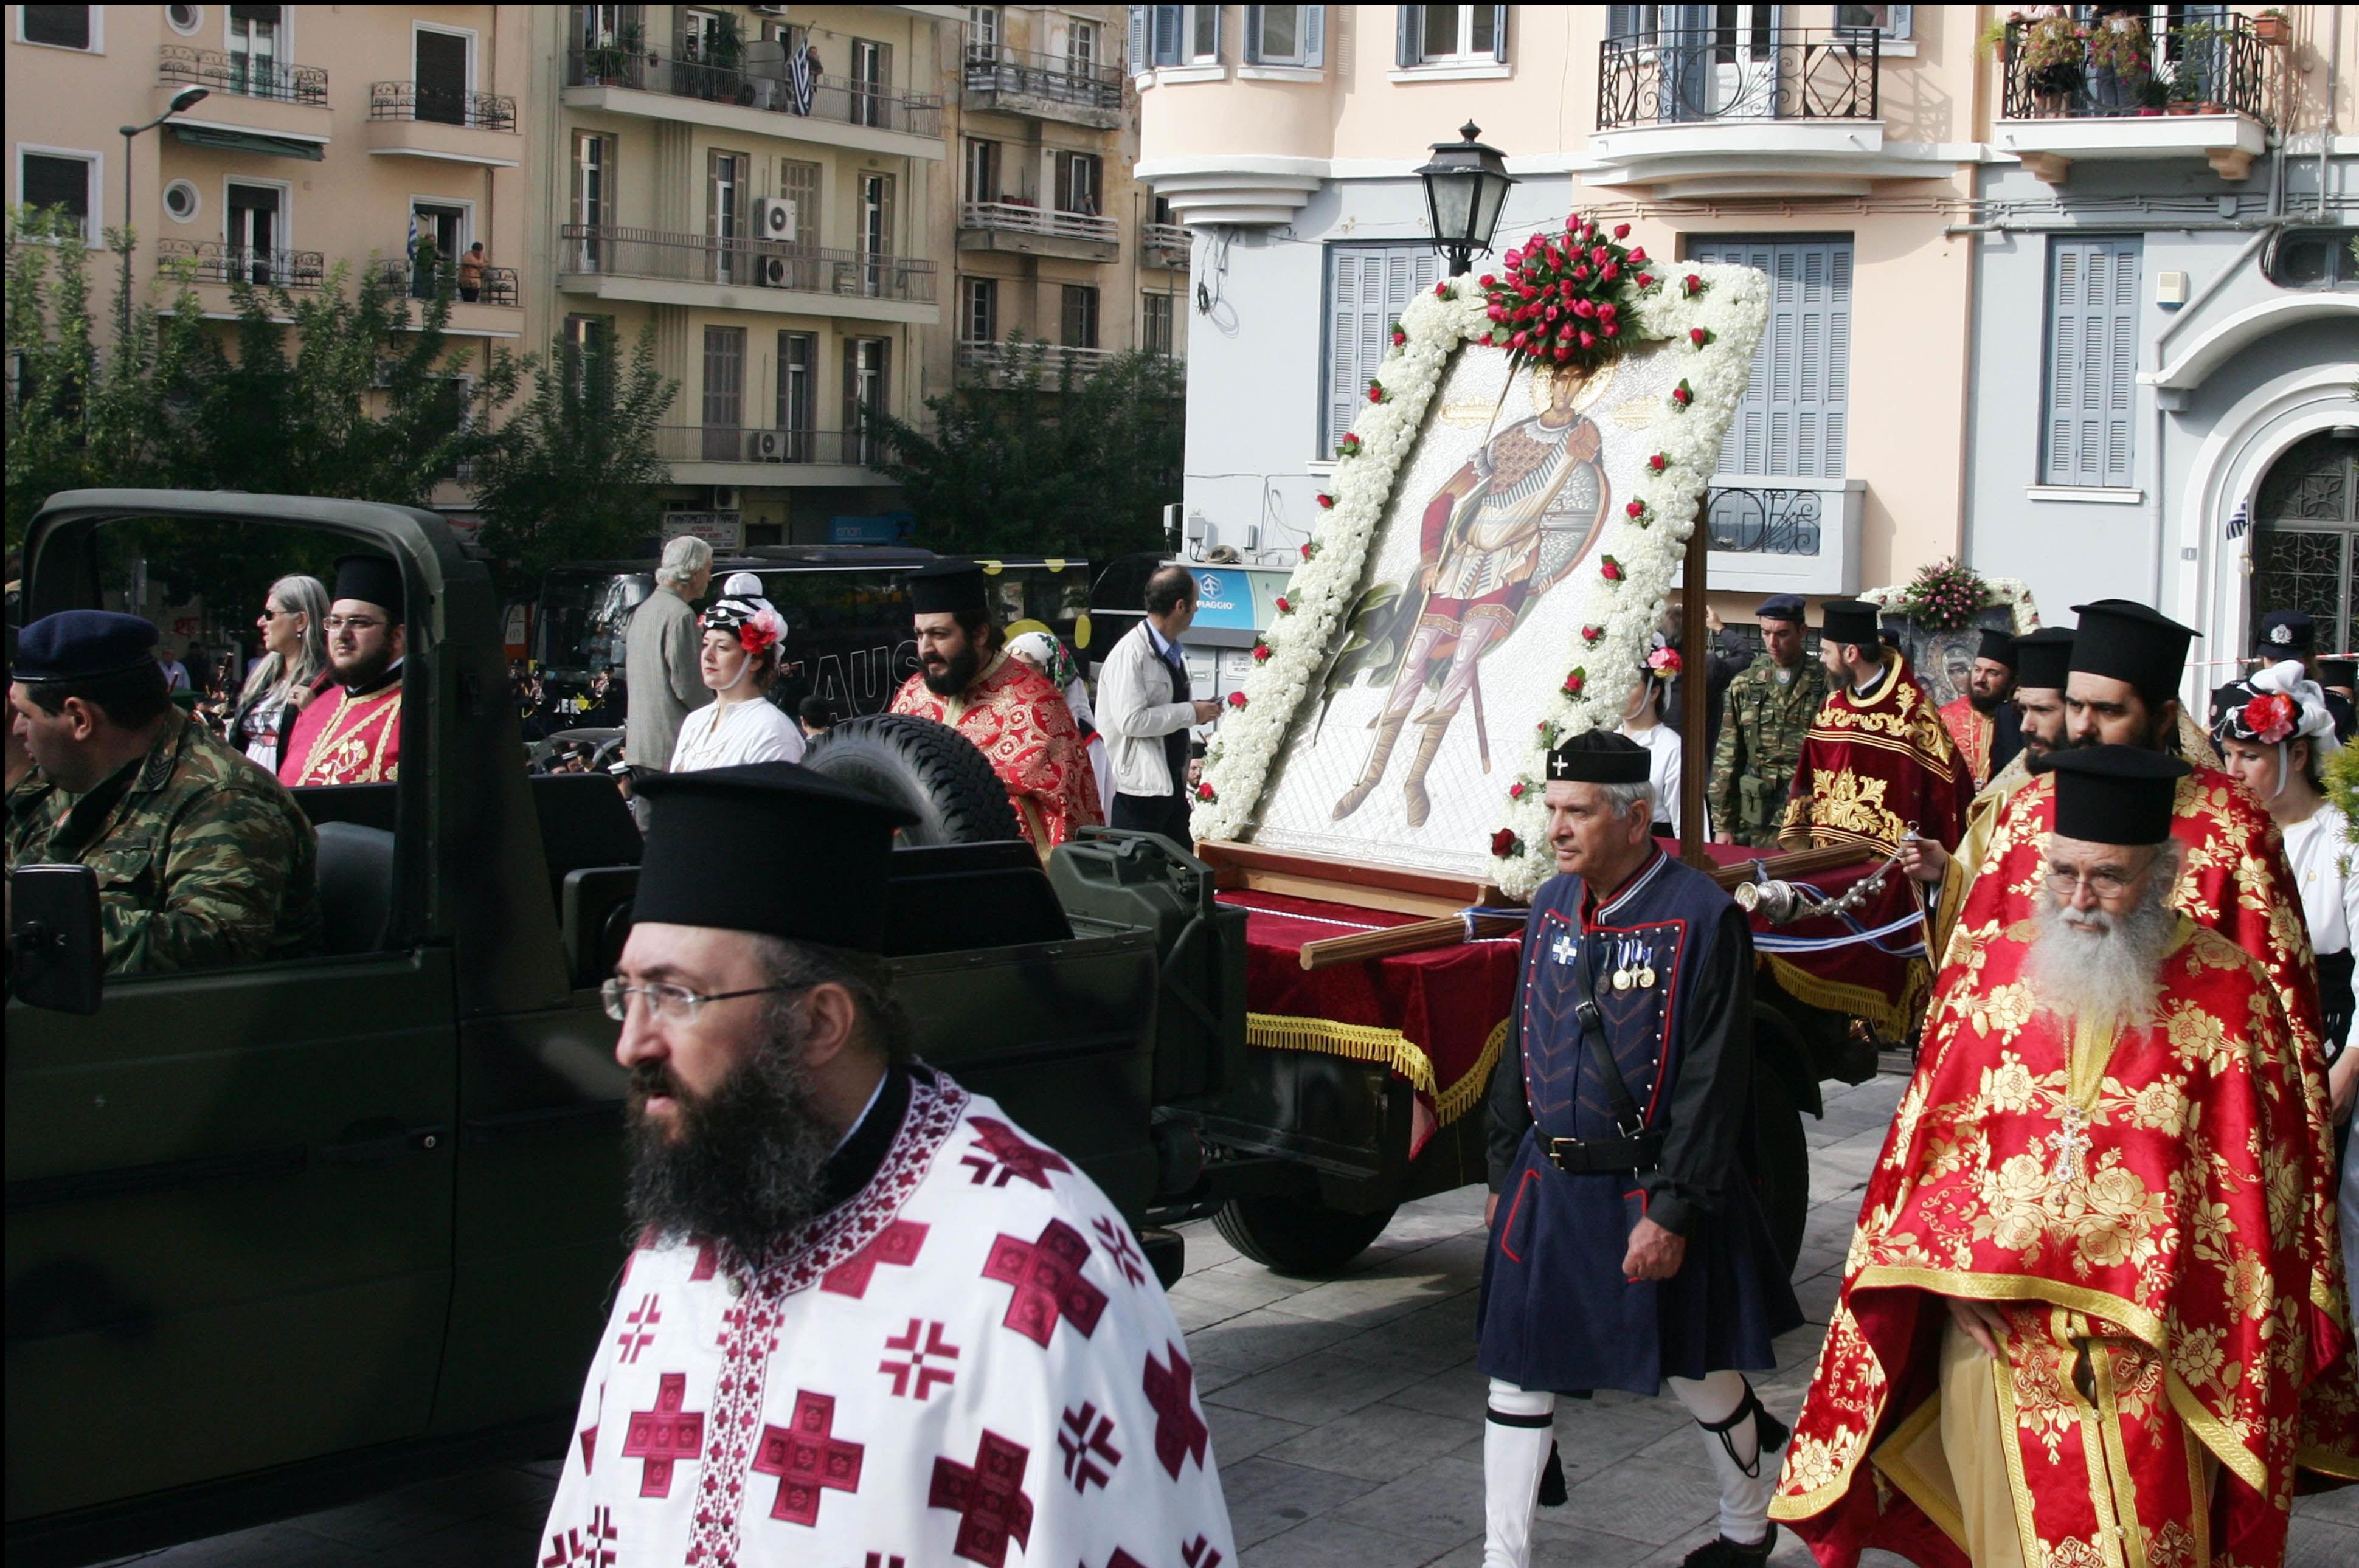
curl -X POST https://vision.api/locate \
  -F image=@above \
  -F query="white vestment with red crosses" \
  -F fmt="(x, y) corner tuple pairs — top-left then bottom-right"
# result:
(538, 1066), (1235, 1568)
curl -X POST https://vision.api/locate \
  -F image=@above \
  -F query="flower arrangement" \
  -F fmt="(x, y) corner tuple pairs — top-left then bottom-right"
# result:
(1186, 235), (1769, 898)
(1860, 575), (2041, 636)
(1475, 216), (1658, 382)
(1891, 558), (1993, 632)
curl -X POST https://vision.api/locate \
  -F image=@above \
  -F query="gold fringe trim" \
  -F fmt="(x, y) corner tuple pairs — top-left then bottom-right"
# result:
(1245, 1010), (1507, 1128)
(1762, 952), (1930, 1038)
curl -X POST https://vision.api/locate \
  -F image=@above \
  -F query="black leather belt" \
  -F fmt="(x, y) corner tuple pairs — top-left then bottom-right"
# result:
(1545, 1131), (1662, 1174)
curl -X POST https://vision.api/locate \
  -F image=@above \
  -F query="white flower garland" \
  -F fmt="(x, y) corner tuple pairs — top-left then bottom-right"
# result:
(1858, 577), (2042, 636)
(1189, 263), (1771, 899)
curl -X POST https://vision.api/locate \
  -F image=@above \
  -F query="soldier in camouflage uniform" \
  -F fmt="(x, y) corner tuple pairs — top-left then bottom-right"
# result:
(8, 610), (319, 974)
(1708, 595), (1829, 849)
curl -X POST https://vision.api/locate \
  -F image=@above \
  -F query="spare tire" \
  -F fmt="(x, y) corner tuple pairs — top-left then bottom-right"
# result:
(803, 713), (1021, 846)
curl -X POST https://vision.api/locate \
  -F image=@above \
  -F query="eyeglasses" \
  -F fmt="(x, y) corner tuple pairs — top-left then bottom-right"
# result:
(323, 615), (388, 633)
(259, 606), (291, 621)
(2043, 860), (2152, 899)
(599, 977), (815, 1024)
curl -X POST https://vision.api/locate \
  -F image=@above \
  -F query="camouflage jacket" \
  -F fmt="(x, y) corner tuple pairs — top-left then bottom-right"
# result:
(1707, 654), (1830, 840)
(5, 710), (320, 974)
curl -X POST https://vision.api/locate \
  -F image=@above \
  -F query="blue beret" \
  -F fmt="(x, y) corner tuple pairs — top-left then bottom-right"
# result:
(1755, 594), (1805, 621)
(12, 610), (160, 684)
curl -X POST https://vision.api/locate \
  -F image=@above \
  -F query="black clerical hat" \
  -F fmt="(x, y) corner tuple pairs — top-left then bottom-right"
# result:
(2046, 746), (2189, 846)
(11, 609), (159, 683)
(1820, 599), (1882, 649)
(632, 762), (919, 953)
(333, 553), (405, 618)
(1976, 627), (2018, 669)
(2255, 608), (2314, 655)
(2321, 657), (2357, 690)
(1755, 593), (1805, 622)
(2014, 628), (2074, 691)
(2068, 600), (2196, 710)
(1547, 730), (1651, 784)
(907, 559), (989, 620)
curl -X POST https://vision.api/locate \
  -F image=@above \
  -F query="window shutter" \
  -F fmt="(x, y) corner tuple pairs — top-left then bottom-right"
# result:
(1245, 4), (1263, 63)
(843, 339), (859, 440)
(1325, 244), (1443, 455)
(1397, 5), (1419, 67)
(1129, 5), (1150, 74)
(1209, 3), (1223, 60)
(1691, 236), (1853, 479)
(1491, 4), (1509, 61)
(1886, 4), (1913, 40)
(1152, 5), (1182, 66)
(1608, 5), (1635, 40)
(2042, 236), (2141, 488)
(1305, 5), (1325, 66)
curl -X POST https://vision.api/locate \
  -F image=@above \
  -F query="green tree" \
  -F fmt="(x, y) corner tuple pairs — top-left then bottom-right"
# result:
(874, 339), (1182, 561)
(465, 324), (676, 598)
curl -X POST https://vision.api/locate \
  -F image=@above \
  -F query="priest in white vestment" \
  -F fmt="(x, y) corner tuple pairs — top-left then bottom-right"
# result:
(540, 761), (1235, 1568)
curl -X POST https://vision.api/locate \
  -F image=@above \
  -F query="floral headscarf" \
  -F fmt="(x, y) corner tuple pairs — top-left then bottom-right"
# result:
(1007, 630), (1080, 692)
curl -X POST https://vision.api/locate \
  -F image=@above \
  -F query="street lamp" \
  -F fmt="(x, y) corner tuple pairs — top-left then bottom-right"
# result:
(117, 85), (209, 340)
(1415, 121), (1516, 277)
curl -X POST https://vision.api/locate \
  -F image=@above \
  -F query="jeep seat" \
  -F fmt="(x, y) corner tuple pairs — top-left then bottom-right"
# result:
(313, 821), (395, 956)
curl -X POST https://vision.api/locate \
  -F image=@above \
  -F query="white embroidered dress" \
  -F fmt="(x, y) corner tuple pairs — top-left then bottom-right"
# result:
(668, 697), (806, 772)
(539, 1068), (1235, 1568)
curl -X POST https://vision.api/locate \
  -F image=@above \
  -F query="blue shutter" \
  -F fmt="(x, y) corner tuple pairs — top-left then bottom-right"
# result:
(1690, 236), (1854, 479)
(1305, 5), (1325, 66)
(1397, 5), (1419, 67)
(1886, 4), (1913, 41)
(1663, 4), (1713, 122)
(1152, 5), (1183, 65)
(1129, 5), (1151, 75)
(2043, 236), (2142, 489)
(1245, 5), (1264, 63)
(1492, 4), (1509, 61)
(1325, 244), (1444, 455)
(1208, 2), (1223, 60)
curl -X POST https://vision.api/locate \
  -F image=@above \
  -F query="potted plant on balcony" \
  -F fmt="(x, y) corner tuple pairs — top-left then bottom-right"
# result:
(2084, 11), (2150, 115)
(2254, 10), (2291, 47)
(2018, 12), (2088, 116)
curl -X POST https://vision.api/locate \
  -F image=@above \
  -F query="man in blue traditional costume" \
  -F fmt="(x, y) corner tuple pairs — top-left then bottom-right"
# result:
(1479, 731), (1803, 1568)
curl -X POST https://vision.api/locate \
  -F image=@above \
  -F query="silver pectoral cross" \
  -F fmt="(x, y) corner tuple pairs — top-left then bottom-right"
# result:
(1551, 933), (1579, 967)
(2048, 1106), (2091, 1183)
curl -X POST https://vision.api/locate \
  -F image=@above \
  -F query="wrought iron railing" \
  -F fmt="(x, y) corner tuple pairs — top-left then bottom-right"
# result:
(653, 426), (882, 467)
(960, 201), (1118, 244)
(958, 341), (1120, 382)
(367, 80), (518, 130)
(158, 44), (327, 105)
(1705, 484), (1825, 557)
(962, 43), (1125, 110)
(563, 47), (944, 137)
(1998, 14), (2267, 123)
(156, 238), (324, 289)
(1141, 222), (1191, 266)
(559, 224), (937, 303)
(370, 257), (519, 305)
(1596, 27), (1877, 129)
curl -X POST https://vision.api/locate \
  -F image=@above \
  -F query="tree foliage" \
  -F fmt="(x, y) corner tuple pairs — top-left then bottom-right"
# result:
(873, 339), (1182, 562)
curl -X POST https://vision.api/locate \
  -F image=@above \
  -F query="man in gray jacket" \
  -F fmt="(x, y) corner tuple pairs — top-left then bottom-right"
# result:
(623, 536), (714, 821)
(1095, 565), (1220, 843)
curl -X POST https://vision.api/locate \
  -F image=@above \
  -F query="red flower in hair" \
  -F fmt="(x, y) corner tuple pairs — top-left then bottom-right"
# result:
(1647, 645), (1683, 677)
(2243, 692), (2297, 744)
(737, 608), (784, 656)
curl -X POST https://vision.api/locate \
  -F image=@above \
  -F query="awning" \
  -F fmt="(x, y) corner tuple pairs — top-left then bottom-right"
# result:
(171, 125), (324, 161)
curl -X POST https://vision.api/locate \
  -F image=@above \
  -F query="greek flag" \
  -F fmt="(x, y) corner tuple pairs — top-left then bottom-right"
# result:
(787, 43), (816, 115)
(2226, 496), (2251, 541)
(406, 208), (419, 262)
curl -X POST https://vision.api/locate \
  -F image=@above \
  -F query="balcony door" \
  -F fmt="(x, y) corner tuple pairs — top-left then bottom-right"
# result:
(859, 173), (895, 297)
(777, 332), (815, 461)
(410, 202), (466, 295)
(225, 181), (280, 283)
(709, 150), (747, 285)
(703, 326), (746, 462)
(414, 27), (470, 125)
(1663, 4), (1779, 121)
(843, 338), (889, 466)
(227, 3), (282, 98)
(571, 131), (611, 271)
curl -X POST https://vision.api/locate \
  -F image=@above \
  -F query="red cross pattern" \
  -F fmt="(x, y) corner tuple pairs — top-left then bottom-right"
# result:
(615, 1293), (662, 1363)
(820, 1218), (929, 1299)
(577, 1422), (597, 1474)
(620, 1373), (705, 1498)
(1180, 1534), (1225, 1567)
(750, 1390), (864, 1526)
(980, 1219), (1107, 1347)
(688, 1239), (719, 1281)
(1090, 1215), (1149, 1288)
(1057, 1401), (1121, 1493)
(960, 1116), (1073, 1190)
(1104, 1555), (1149, 1568)
(927, 1429), (1036, 1568)
(879, 1318), (961, 1400)
(541, 1505), (618, 1567)
(864, 1556), (908, 1568)
(1141, 1342), (1210, 1480)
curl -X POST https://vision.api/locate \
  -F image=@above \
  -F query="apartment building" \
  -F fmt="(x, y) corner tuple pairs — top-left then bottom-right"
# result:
(934, 2), (1188, 394)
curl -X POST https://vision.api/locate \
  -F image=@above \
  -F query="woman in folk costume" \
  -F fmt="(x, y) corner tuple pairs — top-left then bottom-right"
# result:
(670, 579), (805, 772)
(1006, 630), (1109, 819)
(1618, 636), (1684, 838)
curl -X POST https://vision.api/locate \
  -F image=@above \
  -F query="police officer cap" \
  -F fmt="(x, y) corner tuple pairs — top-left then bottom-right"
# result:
(1976, 627), (2018, 669)
(11, 609), (160, 684)
(332, 553), (405, 618)
(2013, 627), (2074, 691)
(1755, 593), (1805, 622)
(2046, 745), (2189, 846)
(2069, 599), (2197, 710)
(907, 559), (988, 620)
(632, 762), (920, 954)
(2256, 608), (2315, 654)
(1547, 729), (1652, 785)
(1819, 599), (1882, 650)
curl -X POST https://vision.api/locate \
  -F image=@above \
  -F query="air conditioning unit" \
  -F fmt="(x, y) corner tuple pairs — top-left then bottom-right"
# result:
(752, 196), (797, 243)
(758, 254), (794, 289)
(746, 430), (788, 462)
(751, 3), (788, 15)
(710, 486), (741, 510)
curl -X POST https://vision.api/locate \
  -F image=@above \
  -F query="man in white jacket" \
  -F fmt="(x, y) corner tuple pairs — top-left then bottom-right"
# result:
(1095, 565), (1221, 843)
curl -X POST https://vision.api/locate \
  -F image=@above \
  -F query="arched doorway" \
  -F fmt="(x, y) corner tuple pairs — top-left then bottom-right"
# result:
(2248, 428), (2359, 655)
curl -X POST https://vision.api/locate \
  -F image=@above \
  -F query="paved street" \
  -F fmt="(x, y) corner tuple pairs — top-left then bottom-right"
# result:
(113, 1068), (2358, 1567)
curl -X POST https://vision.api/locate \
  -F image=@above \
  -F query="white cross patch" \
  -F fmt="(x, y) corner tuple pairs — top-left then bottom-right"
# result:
(1550, 933), (1579, 966)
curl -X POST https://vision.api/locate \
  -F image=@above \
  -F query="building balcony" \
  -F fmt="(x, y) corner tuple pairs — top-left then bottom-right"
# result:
(364, 81), (521, 166)
(1700, 476), (1864, 596)
(957, 201), (1118, 263)
(155, 47), (331, 153)
(961, 43), (1125, 131)
(957, 340), (1124, 385)
(1141, 222), (1191, 271)
(559, 226), (938, 325)
(653, 425), (888, 487)
(158, 45), (327, 106)
(370, 258), (520, 308)
(1994, 15), (2270, 182)
(561, 46), (944, 161)
(156, 240), (324, 290)
(1589, 29), (1916, 199)
(150, 243), (522, 338)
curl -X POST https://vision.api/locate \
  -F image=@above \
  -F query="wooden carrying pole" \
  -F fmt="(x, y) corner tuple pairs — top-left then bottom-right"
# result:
(1297, 911), (1526, 972)
(1679, 500), (1711, 868)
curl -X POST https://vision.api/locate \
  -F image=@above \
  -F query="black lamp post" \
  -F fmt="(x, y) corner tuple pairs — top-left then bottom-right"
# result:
(117, 84), (209, 342)
(1415, 121), (1516, 277)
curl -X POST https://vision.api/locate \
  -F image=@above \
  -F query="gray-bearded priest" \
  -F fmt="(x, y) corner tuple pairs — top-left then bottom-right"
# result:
(541, 762), (1234, 1567)
(1480, 731), (1803, 1568)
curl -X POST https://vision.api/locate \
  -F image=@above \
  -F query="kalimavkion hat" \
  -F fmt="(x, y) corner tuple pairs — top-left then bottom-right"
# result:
(1976, 627), (2018, 669)
(632, 762), (918, 953)
(11, 609), (161, 684)
(2069, 600), (2198, 710)
(2013, 627), (2074, 692)
(1819, 599), (1882, 650)
(2046, 746), (2189, 846)
(1547, 730), (1652, 785)
(2255, 608), (2315, 655)
(2320, 657), (2357, 691)
(332, 553), (405, 619)
(906, 559), (989, 620)
(1755, 593), (1806, 622)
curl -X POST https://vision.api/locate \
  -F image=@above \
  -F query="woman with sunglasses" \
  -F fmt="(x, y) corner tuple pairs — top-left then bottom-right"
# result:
(227, 574), (330, 774)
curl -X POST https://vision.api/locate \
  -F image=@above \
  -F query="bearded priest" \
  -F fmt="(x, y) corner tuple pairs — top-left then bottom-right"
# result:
(1778, 599), (1972, 854)
(1935, 627), (2023, 789)
(1771, 748), (2359, 1567)
(890, 559), (1102, 853)
(280, 553), (405, 786)
(539, 763), (1233, 1567)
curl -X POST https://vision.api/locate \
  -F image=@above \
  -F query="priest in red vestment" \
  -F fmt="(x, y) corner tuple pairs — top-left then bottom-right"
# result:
(1772, 748), (2359, 1567)
(1779, 599), (1972, 854)
(889, 560), (1100, 852)
(280, 553), (404, 787)
(1935, 627), (2023, 789)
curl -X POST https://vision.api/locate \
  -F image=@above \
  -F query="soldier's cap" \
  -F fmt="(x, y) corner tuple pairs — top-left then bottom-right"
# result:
(1819, 599), (1882, 650)
(2045, 745), (2189, 847)
(11, 609), (161, 685)
(1976, 627), (2018, 669)
(2068, 599), (2197, 711)
(2320, 657), (2357, 689)
(332, 553), (405, 619)
(2013, 627), (2074, 692)
(906, 559), (988, 620)
(2254, 608), (2314, 654)
(631, 762), (918, 954)
(1547, 729), (1651, 785)
(1755, 593), (1806, 622)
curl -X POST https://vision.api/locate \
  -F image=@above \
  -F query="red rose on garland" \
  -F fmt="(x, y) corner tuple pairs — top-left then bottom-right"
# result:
(1317, 493), (1335, 509)
(1562, 668), (1587, 696)
(1490, 829), (1522, 858)
(1647, 452), (1668, 472)
(1508, 781), (1526, 800)
(1252, 643), (1273, 662)
(1601, 556), (1626, 582)
(1226, 690), (1249, 710)
(1671, 379), (1693, 408)
(1196, 782), (1217, 803)
(1689, 326), (1713, 348)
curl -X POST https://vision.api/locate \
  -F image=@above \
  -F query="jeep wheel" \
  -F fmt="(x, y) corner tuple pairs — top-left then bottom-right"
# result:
(1213, 1195), (1396, 1278)
(1751, 1064), (1810, 1275)
(803, 714), (1022, 846)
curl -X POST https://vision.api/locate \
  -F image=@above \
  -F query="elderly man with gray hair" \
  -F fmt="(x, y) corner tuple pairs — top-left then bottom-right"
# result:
(623, 536), (715, 824)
